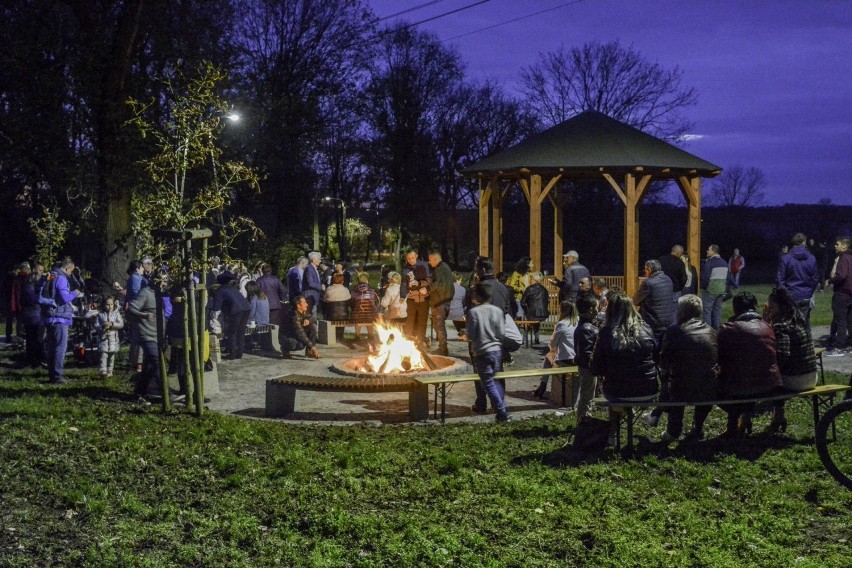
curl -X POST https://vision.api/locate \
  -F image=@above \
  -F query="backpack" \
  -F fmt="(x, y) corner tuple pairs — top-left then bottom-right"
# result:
(38, 274), (59, 317)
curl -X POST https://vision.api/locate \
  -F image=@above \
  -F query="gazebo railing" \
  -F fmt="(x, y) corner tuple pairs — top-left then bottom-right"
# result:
(540, 276), (624, 332)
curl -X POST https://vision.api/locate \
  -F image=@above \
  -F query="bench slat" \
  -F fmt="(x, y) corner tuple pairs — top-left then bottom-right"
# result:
(592, 384), (849, 409)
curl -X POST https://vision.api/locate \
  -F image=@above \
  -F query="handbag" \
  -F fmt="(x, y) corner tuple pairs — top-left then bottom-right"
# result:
(502, 314), (522, 352)
(572, 416), (612, 451)
(722, 283), (734, 302)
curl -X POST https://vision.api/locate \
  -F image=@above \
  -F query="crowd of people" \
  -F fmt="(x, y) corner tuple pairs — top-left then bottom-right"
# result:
(4, 231), (850, 423)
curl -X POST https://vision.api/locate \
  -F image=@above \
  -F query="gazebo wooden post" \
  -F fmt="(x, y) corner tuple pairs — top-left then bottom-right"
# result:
(677, 175), (703, 283)
(624, 174), (640, 296)
(529, 174), (542, 270)
(492, 181), (503, 270)
(550, 194), (563, 279)
(478, 178), (493, 258)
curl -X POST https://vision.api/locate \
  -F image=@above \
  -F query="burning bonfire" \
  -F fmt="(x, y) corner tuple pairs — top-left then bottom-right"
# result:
(361, 324), (426, 374)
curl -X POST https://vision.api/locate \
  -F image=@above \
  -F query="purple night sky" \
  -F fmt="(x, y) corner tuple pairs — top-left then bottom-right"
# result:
(368, 0), (852, 205)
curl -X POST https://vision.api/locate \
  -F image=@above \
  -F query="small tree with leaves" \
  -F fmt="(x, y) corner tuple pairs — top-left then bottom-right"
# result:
(28, 201), (72, 265)
(126, 61), (262, 267)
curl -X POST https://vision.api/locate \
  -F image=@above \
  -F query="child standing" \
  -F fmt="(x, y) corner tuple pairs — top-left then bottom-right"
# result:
(96, 296), (124, 378)
(573, 294), (600, 421)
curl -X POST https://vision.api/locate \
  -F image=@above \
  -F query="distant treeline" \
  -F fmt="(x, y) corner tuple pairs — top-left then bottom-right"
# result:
(493, 203), (852, 283)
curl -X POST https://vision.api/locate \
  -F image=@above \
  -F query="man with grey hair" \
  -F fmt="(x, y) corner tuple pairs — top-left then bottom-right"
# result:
(551, 250), (589, 303)
(287, 256), (309, 304)
(301, 252), (323, 313)
(634, 259), (673, 359)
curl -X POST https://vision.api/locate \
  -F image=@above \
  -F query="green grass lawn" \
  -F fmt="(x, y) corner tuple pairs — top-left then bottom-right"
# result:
(1, 346), (850, 567)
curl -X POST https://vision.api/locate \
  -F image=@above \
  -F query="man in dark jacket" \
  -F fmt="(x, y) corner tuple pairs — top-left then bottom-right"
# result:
(552, 250), (590, 303)
(281, 295), (320, 359)
(256, 263), (287, 325)
(827, 236), (852, 357)
(573, 294), (599, 420)
(657, 294), (718, 442)
(633, 259), (673, 357)
(211, 275), (251, 360)
(717, 291), (782, 436)
(659, 245), (688, 321)
(776, 233), (819, 325)
(427, 250), (454, 355)
(520, 271), (550, 344)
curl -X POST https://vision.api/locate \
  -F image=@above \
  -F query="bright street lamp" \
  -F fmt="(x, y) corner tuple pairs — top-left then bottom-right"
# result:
(321, 196), (347, 262)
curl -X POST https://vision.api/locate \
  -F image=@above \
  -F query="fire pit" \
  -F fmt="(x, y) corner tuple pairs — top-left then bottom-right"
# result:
(331, 324), (470, 378)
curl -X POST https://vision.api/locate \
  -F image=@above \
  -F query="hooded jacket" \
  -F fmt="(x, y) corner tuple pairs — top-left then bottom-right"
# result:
(776, 245), (819, 302)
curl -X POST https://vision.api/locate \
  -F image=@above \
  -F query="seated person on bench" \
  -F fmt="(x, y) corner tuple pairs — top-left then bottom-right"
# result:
(717, 291), (782, 437)
(322, 273), (351, 321)
(590, 292), (658, 434)
(657, 294), (718, 442)
(281, 295), (320, 359)
(763, 286), (818, 433)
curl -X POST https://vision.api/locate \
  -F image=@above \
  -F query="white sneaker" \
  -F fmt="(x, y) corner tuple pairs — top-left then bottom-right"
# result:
(641, 411), (660, 427)
(824, 349), (846, 357)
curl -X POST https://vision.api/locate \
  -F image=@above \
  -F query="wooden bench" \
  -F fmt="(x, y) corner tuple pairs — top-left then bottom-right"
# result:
(317, 320), (357, 345)
(514, 320), (544, 348)
(244, 324), (280, 352)
(593, 383), (851, 452)
(415, 365), (579, 423)
(265, 373), (430, 420)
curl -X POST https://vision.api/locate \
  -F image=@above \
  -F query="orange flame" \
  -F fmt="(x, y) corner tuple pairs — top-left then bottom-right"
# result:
(364, 323), (425, 374)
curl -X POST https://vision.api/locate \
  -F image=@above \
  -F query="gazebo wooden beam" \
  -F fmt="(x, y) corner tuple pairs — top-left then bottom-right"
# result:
(529, 175), (542, 271)
(478, 178), (494, 258)
(549, 193), (564, 279)
(677, 175), (702, 284)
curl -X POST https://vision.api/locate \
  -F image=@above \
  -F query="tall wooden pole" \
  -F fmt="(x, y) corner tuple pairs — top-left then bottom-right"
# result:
(529, 174), (542, 271)
(678, 176), (703, 284)
(185, 239), (202, 416)
(479, 179), (492, 258)
(492, 181), (503, 271)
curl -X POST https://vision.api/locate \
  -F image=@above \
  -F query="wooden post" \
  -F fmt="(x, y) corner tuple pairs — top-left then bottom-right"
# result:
(619, 173), (652, 296)
(182, 288), (195, 411)
(529, 174), (542, 270)
(155, 287), (170, 412)
(552, 194), (563, 279)
(479, 179), (492, 257)
(678, 176), (702, 284)
(198, 236), (208, 401)
(492, 181), (503, 270)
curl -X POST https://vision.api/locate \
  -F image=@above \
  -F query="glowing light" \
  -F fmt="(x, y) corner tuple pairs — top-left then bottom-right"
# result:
(362, 323), (425, 374)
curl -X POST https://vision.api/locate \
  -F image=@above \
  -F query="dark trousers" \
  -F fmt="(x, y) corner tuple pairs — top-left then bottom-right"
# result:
(666, 405), (712, 437)
(225, 309), (250, 358)
(404, 300), (429, 344)
(831, 293), (852, 349)
(430, 302), (450, 350)
(135, 340), (162, 396)
(281, 324), (318, 353)
(25, 323), (42, 367)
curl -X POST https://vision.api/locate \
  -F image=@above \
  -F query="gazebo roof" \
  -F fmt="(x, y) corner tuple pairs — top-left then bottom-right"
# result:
(461, 111), (721, 178)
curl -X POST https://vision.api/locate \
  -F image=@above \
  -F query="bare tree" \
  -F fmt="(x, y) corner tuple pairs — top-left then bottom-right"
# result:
(520, 40), (697, 141)
(707, 164), (767, 207)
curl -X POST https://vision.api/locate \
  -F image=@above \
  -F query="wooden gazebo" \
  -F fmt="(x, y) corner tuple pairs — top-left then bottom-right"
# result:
(461, 111), (722, 295)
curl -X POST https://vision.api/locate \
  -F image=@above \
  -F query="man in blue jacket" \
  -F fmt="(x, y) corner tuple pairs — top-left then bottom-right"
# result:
(41, 258), (83, 384)
(776, 233), (819, 325)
